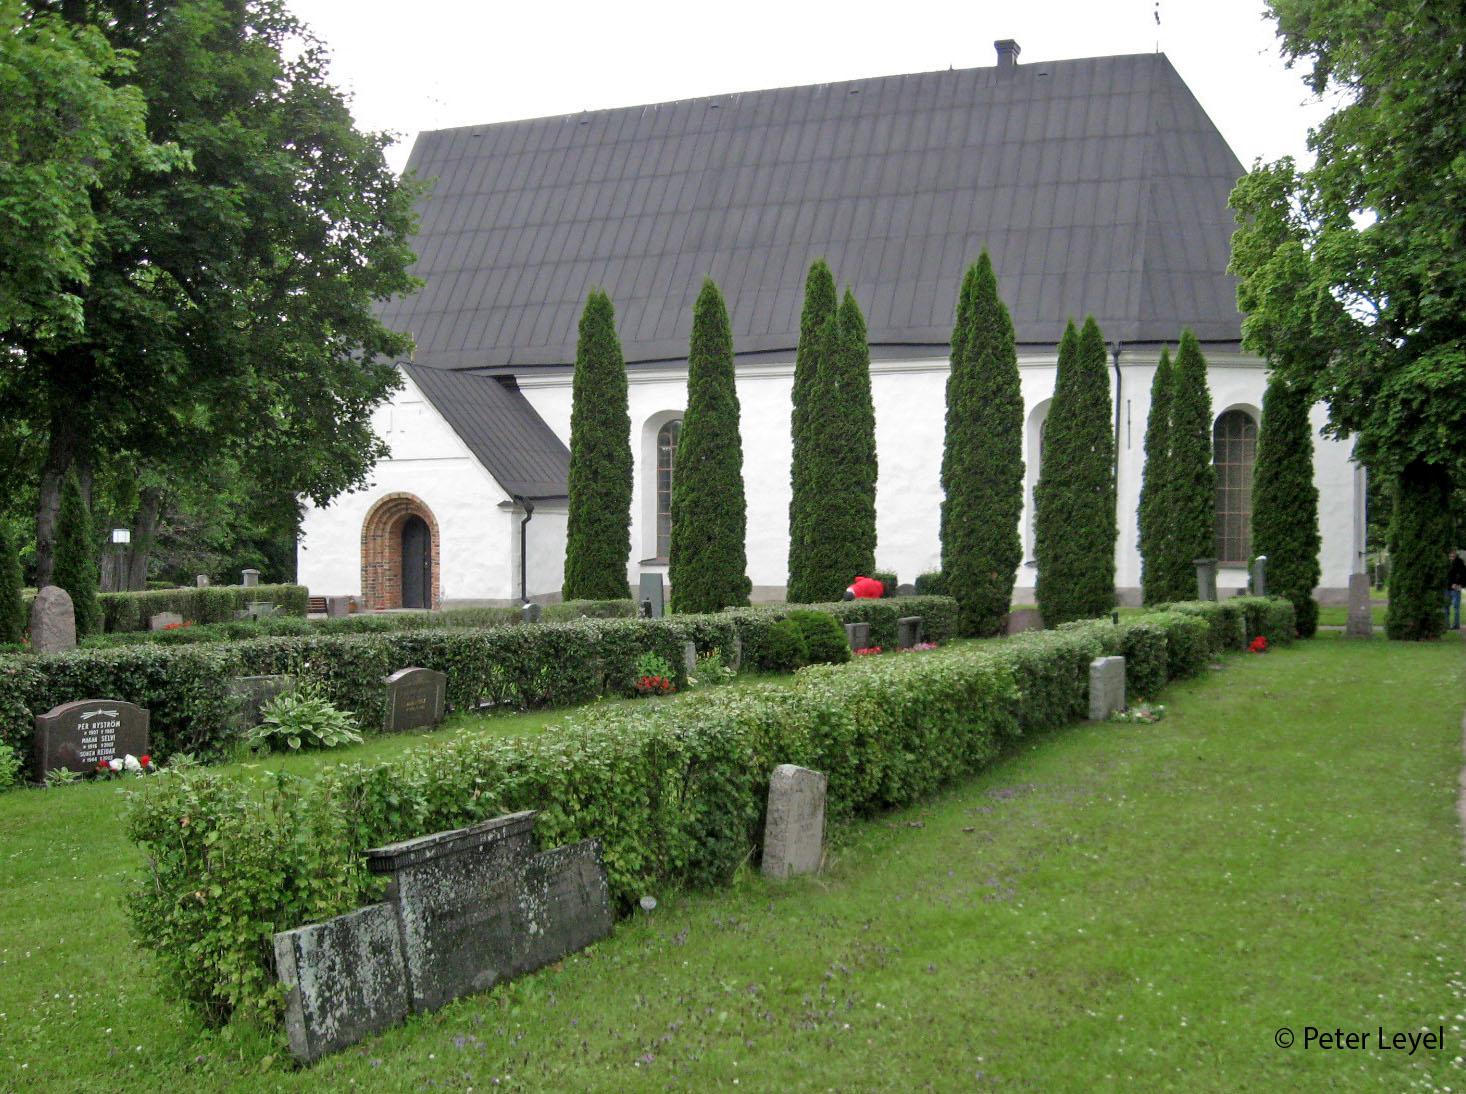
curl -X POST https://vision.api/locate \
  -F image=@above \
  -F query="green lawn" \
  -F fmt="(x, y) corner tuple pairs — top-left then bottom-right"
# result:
(1, 634), (1463, 1091)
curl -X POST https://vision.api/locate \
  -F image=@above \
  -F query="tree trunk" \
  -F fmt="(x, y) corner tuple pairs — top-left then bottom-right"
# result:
(125, 485), (165, 591)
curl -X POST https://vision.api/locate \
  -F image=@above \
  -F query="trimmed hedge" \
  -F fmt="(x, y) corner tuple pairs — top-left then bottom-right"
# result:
(125, 606), (1254, 1026)
(100, 585), (309, 633)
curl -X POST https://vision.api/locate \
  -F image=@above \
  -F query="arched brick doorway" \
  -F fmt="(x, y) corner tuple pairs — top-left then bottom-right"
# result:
(361, 494), (441, 610)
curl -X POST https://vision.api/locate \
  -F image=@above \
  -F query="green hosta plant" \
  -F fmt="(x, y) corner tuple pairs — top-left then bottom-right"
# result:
(247, 684), (362, 752)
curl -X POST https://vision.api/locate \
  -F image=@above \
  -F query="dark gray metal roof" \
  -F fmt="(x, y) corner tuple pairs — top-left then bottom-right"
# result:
(380, 50), (1246, 369)
(401, 363), (568, 498)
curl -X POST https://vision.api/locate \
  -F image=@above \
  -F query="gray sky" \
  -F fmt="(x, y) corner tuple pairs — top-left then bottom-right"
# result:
(284, 0), (1330, 176)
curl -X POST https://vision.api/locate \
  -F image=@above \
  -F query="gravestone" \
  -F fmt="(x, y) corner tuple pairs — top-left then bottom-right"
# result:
(241, 568), (261, 587)
(896, 616), (923, 648)
(682, 641), (697, 681)
(762, 764), (827, 879)
(276, 811), (613, 1064)
(1345, 572), (1373, 639)
(1250, 555), (1268, 597)
(274, 902), (410, 1065)
(637, 572), (665, 618)
(33, 699), (149, 780)
(520, 602), (542, 624)
(1194, 558), (1218, 602)
(229, 675), (294, 732)
(325, 596), (351, 618)
(727, 633), (742, 673)
(843, 621), (872, 651)
(149, 612), (184, 631)
(1089, 656), (1126, 720)
(195, 574), (209, 587)
(1006, 608), (1043, 634)
(384, 667), (447, 733)
(28, 585), (75, 652)
(895, 583), (917, 597)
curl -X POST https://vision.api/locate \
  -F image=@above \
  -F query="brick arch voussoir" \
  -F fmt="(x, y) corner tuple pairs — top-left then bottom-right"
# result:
(360, 493), (441, 611)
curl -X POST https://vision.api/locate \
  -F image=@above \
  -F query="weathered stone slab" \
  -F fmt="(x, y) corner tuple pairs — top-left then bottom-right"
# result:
(727, 633), (742, 674)
(195, 574), (209, 587)
(637, 572), (665, 618)
(325, 596), (351, 618)
(241, 568), (260, 587)
(1250, 555), (1268, 597)
(229, 675), (294, 731)
(274, 902), (410, 1065)
(514, 841), (614, 974)
(149, 611), (184, 631)
(843, 621), (872, 651)
(384, 667), (447, 734)
(1089, 656), (1126, 720)
(897, 616), (923, 648)
(1345, 572), (1373, 639)
(33, 699), (149, 780)
(682, 641), (697, 681)
(28, 585), (75, 652)
(1194, 558), (1218, 602)
(762, 764), (827, 880)
(520, 602), (543, 624)
(367, 811), (539, 1014)
(1006, 608), (1043, 634)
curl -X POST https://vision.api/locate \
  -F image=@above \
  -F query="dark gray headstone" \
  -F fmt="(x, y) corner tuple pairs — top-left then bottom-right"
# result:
(1345, 572), (1373, 639)
(1089, 656), (1126, 720)
(843, 621), (872, 651)
(229, 675), (294, 732)
(384, 667), (447, 734)
(637, 572), (665, 618)
(1194, 558), (1218, 602)
(762, 764), (827, 879)
(325, 596), (351, 618)
(514, 841), (615, 972)
(368, 812), (545, 1014)
(149, 611), (184, 631)
(241, 568), (261, 587)
(33, 699), (149, 780)
(1250, 555), (1268, 597)
(28, 585), (75, 653)
(896, 616), (923, 648)
(520, 602), (542, 624)
(274, 902), (410, 1065)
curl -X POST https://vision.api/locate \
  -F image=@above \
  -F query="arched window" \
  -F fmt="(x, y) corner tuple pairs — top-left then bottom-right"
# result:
(655, 419), (681, 560)
(1213, 409), (1258, 563)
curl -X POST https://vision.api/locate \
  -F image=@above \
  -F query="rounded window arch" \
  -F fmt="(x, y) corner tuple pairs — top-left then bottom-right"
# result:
(1213, 408), (1258, 563)
(1025, 399), (1052, 558)
(654, 418), (682, 560)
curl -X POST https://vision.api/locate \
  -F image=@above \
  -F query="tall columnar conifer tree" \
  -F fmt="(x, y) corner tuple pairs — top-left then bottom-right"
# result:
(562, 289), (632, 600)
(1386, 459), (1451, 641)
(786, 259), (838, 602)
(1137, 345), (1174, 604)
(939, 252), (1024, 636)
(1034, 317), (1116, 625)
(52, 471), (100, 636)
(1161, 329), (1216, 601)
(792, 291), (879, 601)
(1251, 373), (1321, 636)
(669, 278), (751, 613)
(0, 523), (23, 645)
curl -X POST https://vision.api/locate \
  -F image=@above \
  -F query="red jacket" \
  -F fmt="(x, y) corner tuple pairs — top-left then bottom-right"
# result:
(848, 576), (885, 599)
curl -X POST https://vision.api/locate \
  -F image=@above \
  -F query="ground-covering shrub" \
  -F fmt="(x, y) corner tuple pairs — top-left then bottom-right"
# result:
(784, 609), (851, 665)
(100, 584), (309, 633)
(123, 607), (1241, 1025)
(759, 620), (808, 671)
(247, 683), (362, 752)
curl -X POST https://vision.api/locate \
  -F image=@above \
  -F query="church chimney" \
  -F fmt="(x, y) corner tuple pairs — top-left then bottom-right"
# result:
(994, 39), (1021, 67)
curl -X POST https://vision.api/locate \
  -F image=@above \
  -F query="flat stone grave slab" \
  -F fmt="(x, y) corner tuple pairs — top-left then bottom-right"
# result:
(897, 616), (923, 648)
(149, 611), (184, 631)
(229, 675), (295, 732)
(1345, 572), (1373, 639)
(384, 667), (447, 733)
(275, 902), (410, 1065)
(28, 585), (75, 652)
(1089, 656), (1126, 720)
(637, 572), (665, 618)
(843, 621), (872, 651)
(762, 764), (828, 879)
(34, 699), (149, 780)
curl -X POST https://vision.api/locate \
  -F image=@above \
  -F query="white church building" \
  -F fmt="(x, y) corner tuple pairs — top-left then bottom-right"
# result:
(298, 42), (1363, 611)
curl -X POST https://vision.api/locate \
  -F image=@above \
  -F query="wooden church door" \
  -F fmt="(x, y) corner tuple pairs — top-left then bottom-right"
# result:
(401, 514), (431, 609)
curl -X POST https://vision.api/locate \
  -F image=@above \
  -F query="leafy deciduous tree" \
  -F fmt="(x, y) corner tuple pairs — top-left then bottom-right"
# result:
(669, 278), (750, 613)
(563, 289), (632, 600)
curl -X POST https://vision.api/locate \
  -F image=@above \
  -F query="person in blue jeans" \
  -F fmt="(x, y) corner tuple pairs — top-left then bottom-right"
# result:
(1446, 549), (1466, 629)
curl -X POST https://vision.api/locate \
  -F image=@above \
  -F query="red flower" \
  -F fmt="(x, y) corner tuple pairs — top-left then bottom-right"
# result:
(1249, 635), (1268, 653)
(139, 755), (151, 767)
